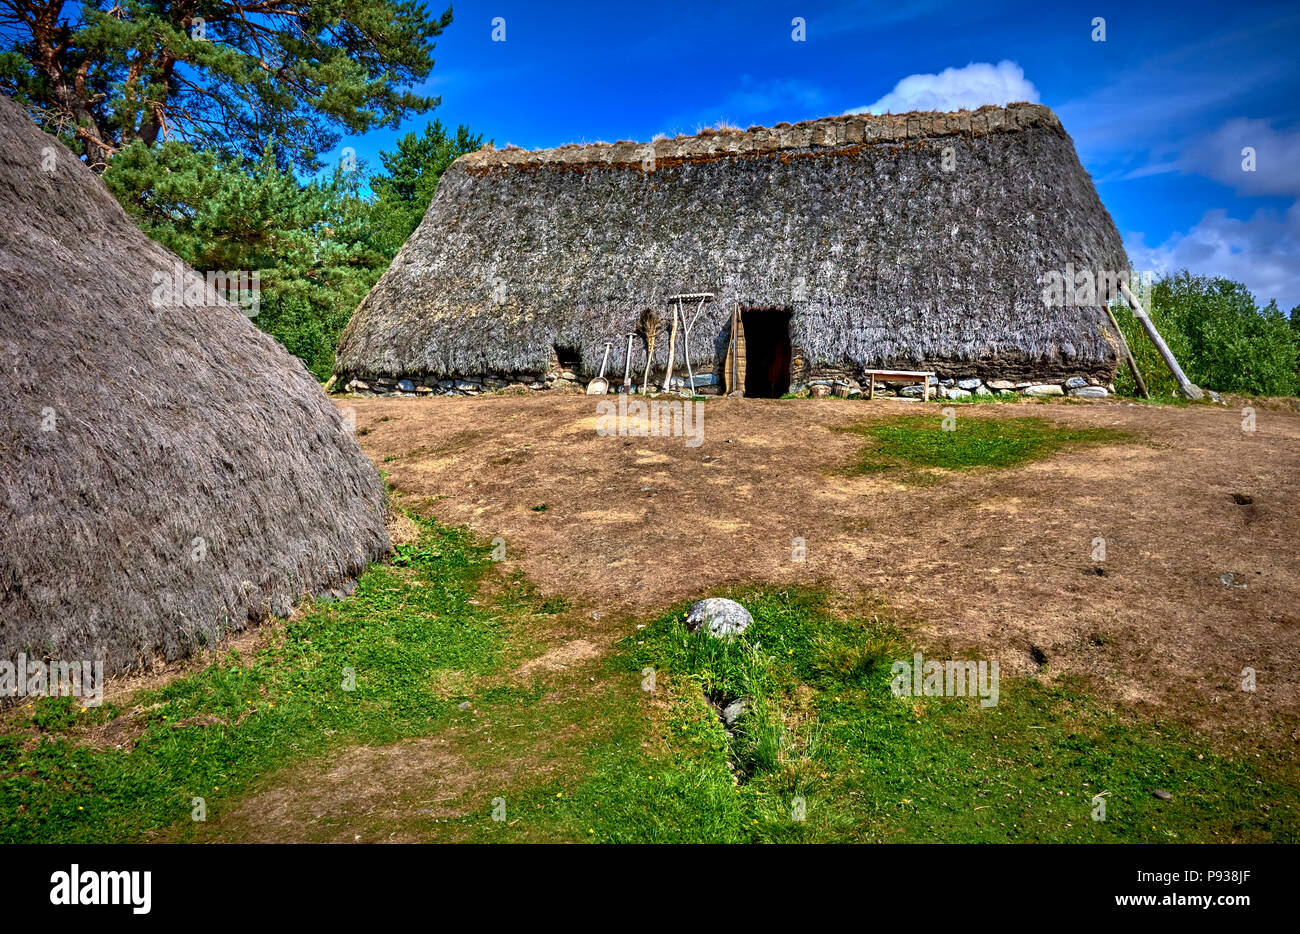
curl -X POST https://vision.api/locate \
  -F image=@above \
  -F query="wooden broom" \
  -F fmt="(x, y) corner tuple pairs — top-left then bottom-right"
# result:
(637, 308), (661, 394)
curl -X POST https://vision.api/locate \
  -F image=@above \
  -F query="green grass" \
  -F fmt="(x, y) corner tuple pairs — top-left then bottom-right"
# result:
(0, 519), (507, 843)
(569, 588), (1297, 843)
(839, 414), (1129, 478)
(3, 520), (1290, 844)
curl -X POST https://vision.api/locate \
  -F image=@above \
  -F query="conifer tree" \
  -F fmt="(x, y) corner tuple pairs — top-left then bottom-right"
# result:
(1, 1), (450, 171)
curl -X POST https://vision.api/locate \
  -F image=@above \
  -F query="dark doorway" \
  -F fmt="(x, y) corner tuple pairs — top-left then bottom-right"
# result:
(553, 344), (582, 373)
(741, 310), (792, 397)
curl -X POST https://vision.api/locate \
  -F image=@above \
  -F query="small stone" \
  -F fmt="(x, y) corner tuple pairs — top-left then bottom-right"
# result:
(1069, 386), (1109, 398)
(987, 380), (1017, 391)
(974, 385), (993, 396)
(1208, 390), (1225, 404)
(1152, 789), (1173, 801)
(957, 378), (981, 390)
(685, 597), (753, 638)
(348, 380), (370, 392)
(941, 387), (971, 399)
(457, 701), (471, 710)
(1065, 376), (1089, 389)
(397, 379), (416, 393)
(721, 698), (748, 728)
(1022, 384), (1064, 396)
(900, 384), (927, 397)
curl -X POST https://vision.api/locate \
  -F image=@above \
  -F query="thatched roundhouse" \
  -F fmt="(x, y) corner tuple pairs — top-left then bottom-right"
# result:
(336, 103), (1129, 398)
(0, 95), (389, 679)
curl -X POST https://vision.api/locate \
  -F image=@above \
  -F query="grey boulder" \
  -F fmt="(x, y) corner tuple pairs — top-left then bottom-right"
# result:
(686, 597), (753, 637)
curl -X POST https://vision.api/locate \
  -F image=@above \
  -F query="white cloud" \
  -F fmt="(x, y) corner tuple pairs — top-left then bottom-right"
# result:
(1180, 118), (1300, 198)
(1124, 201), (1300, 310)
(1055, 59), (1280, 164)
(848, 61), (1039, 115)
(1117, 118), (1300, 310)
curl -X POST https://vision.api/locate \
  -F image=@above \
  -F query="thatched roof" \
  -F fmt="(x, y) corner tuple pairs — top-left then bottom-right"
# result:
(0, 95), (389, 678)
(336, 103), (1128, 384)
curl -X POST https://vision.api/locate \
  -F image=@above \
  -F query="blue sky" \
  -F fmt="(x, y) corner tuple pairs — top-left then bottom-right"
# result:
(334, 0), (1300, 308)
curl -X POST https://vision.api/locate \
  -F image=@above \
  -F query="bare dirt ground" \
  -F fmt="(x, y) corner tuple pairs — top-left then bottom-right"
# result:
(345, 393), (1300, 739)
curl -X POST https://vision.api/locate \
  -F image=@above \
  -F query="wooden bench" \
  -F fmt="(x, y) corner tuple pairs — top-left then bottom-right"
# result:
(863, 369), (936, 402)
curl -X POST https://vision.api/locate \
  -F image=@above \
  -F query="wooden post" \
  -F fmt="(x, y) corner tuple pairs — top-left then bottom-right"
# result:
(1103, 303), (1149, 399)
(681, 299), (696, 395)
(729, 302), (738, 392)
(661, 305), (680, 393)
(868, 373), (876, 400)
(726, 302), (745, 395)
(1118, 281), (1202, 400)
(680, 295), (708, 396)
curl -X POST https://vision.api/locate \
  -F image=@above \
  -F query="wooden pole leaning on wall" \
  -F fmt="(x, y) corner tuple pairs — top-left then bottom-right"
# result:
(1118, 280), (1203, 400)
(726, 301), (741, 395)
(661, 302), (680, 393)
(1103, 303), (1150, 399)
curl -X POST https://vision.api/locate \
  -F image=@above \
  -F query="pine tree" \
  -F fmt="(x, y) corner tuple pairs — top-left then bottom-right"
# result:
(370, 120), (484, 256)
(106, 140), (386, 379)
(0, 1), (451, 171)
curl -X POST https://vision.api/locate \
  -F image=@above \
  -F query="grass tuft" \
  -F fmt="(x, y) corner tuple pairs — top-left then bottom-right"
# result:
(839, 414), (1128, 478)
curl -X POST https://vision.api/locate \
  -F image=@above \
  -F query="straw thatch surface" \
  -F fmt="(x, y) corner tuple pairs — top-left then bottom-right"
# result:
(0, 95), (389, 677)
(336, 103), (1128, 386)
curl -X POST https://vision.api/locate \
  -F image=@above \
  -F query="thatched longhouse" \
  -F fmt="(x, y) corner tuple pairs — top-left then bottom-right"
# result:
(0, 95), (389, 679)
(335, 103), (1129, 398)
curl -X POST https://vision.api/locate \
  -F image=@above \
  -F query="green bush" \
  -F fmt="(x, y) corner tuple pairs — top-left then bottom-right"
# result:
(106, 141), (384, 381)
(103, 121), (480, 382)
(1111, 272), (1300, 398)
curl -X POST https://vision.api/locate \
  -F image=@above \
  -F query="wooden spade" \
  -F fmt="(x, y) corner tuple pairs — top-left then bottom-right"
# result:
(620, 333), (634, 394)
(585, 342), (612, 395)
